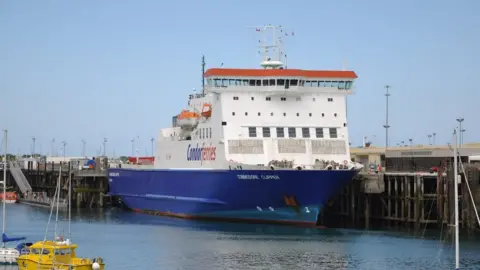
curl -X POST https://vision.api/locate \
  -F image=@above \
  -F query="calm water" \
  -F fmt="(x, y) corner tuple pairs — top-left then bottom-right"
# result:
(2, 203), (480, 269)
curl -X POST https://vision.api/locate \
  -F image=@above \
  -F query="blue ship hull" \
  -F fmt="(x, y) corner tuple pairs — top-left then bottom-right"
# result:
(107, 168), (358, 226)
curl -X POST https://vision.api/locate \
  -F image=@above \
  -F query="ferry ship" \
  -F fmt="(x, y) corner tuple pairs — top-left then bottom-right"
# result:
(108, 25), (363, 226)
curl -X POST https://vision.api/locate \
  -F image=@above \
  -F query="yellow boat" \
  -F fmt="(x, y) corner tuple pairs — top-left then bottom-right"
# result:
(16, 239), (105, 270)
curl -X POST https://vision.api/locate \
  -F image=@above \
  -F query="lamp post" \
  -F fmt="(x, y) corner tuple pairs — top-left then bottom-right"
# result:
(427, 134), (432, 145)
(432, 132), (436, 145)
(31, 136), (36, 158)
(62, 141), (67, 161)
(383, 85), (391, 149)
(103, 138), (107, 157)
(150, 137), (154, 157)
(456, 117), (464, 146)
(51, 138), (55, 157)
(81, 139), (86, 157)
(408, 138), (413, 146)
(131, 138), (135, 156)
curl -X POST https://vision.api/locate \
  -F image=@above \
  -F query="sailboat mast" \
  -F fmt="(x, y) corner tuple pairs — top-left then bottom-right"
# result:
(2, 130), (7, 248)
(453, 130), (459, 269)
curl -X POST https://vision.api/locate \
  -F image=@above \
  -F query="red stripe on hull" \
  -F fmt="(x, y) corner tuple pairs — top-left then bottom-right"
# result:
(131, 208), (327, 229)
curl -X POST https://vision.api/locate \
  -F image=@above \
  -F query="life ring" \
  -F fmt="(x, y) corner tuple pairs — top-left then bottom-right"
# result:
(343, 160), (348, 165)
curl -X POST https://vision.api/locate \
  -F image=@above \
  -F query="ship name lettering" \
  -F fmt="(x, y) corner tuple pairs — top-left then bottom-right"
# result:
(236, 174), (280, 180)
(187, 143), (217, 161)
(109, 172), (119, 177)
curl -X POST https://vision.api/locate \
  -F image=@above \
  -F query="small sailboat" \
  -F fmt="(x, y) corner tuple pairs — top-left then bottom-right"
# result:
(0, 129), (29, 265)
(17, 165), (105, 270)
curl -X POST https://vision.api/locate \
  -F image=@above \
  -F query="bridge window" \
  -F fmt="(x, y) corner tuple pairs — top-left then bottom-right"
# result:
(214, 79), (221, 87)
(346, 81), (353, 89)
(277, 79), (285, 86)
(248, 127), (257, 138)
(276, 127), (285, 138)
(256, 80), (261, 86)
(338, 81), (346, 89)
(315, 128), (324, 138)
(324, 81), (331, 87)
(318, 81), (325, 87)
(263, 79), (269, 86)
(331, 81), (339, 88)
(329, 128), (338, 138)
(302, 128), (310, 138)
(269, 79), (276, 85)
(288, 127), (296, 138)
(249, 79), (255, 86)
(262, 127), (271, 138)
(290, 79), (298, 86)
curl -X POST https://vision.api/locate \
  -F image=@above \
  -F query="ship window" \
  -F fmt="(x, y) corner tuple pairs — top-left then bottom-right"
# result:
(328, 98), (333, 102)
(296, 97), (301, 101)
(316, 128), (324, 138)
(209, 127), (212, 138)
(290, 79), (298, 86)
(270, 112), (274, 116)
(235, 79), (241, 85)
(322, 113), (325, 117)
(249, 79), (255, 86)
(245, 112), (248, 116)
(258, 112), (261, 116)
(319, 81), (325, 87)
(251, 97), (254, 101)
(248, 127), (257, 138)
(242, 80), (248, 86)
(296, 113), (299, 117)
(280, 97), (286, 101)
(276, 127), (285, 138)
(232, 112), (235, 116)
(256, 80), (261, 86)
(313, 97), (316, 101)
(263, 79), (269, 86)
(334, 113), (337, 117)
(214, 79), (221, 87)
(269, 79), (276, 85)
(285, 80), (290, 89)
(266, 97), (271, 101)
(201, 129), (204, 139)
(329, 128), (338, 138)
(331, 81), (339, 88)
(233, 96), (239, 100)
(325, 81), (331, 87)
(262, 127), (271, 137)
(299, 80), (305, 86)
(277, 79), (285, 86)
(338, 81), (346, 89)
(229, 79), (235, 85)
(222, 121), (227, 126)
(312, 81), (319, 86)
(288, 127), (296, 138)
(283, 112), (286, 116)
(302, 127), (310, 138)
(309, 113), (312, 117)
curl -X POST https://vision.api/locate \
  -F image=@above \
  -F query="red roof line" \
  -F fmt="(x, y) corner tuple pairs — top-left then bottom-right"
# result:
(204, 68), (358, 79)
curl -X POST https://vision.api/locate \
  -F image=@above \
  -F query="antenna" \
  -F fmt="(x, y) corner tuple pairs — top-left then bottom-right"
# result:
(249, 25), (288, 69)
(201, 55), (206, 94)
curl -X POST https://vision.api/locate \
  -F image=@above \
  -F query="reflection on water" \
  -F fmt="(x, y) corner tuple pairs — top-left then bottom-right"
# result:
(5, 204), (480, 269)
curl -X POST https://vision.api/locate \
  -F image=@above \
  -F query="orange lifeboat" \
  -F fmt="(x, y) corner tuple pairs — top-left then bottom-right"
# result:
(201, 103), (212, 118)
(177, 110), (200, 128)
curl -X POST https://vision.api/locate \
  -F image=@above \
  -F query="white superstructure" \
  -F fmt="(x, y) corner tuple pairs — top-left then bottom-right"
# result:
(154, 25), (360, 171)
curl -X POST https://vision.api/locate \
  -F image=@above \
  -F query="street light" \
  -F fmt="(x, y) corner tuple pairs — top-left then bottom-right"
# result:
(81, 139), (86, 157)
(150, 137), (154, 157)
(51, 138), (55, 157)
(383, 85), (391, 149)
(427, 134), (432, 145)
(432, 132), (436, 145)
(408, 138), (413, 146)
(131, 138), (135, 156)
(103, 138), (107, 157)
(31, 136), (36, 158)
(62, 141), (67, 161)
(456, 117), (464, 146)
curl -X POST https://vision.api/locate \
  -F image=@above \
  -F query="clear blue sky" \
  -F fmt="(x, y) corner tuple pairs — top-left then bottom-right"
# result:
(1, 0), (479, 156)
